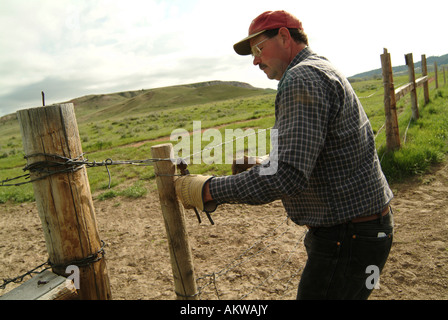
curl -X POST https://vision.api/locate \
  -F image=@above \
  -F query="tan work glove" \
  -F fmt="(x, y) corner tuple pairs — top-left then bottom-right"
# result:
(231, 155), (269, 175)
(174, 175), (217, 213)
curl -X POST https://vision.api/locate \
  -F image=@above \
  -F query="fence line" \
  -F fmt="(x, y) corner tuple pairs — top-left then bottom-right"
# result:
(1, 48), (446, 299)
(380, 48), (444, 151)
(1, 112), (303, 300)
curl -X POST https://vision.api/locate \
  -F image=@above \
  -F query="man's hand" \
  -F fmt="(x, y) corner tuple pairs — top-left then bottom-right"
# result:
(174, 175), (217, 213)
(231, 155), (269, 175)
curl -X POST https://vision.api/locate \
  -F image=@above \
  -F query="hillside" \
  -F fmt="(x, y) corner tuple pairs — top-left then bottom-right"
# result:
(0, 80), (274, 124)
(65, 81), (275, 123)
(349, 53), (448, 80)
(0, 79), (278, 193)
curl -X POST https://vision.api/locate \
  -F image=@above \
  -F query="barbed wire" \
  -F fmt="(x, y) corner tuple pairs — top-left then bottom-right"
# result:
(0, 261), (50, 290)
(1, 240), (106, 290)
(1, 125), (275, 188)
(1, 127), (306, 300)
(0, 153), (173, 188)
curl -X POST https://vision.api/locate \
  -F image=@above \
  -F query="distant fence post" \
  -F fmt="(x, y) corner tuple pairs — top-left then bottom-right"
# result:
(405, 53), (419, 120)
(16, 103), (112, 300)
(421, 54), (430, 105)
(380, 48), (401, 151)
(434, 62), (439, 89)
(443, 67), (446, 86)
(151, 143), (198, 300)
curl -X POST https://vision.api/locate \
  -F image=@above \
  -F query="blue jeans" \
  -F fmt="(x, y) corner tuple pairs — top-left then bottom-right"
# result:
(296, 209), (394, 300)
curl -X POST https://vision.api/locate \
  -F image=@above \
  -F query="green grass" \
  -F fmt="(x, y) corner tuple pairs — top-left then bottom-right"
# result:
(0, 82), (276, 203)
(1, 77), (447, 203)
(378, 86), (448, 182)
(96, 180), (147, 201)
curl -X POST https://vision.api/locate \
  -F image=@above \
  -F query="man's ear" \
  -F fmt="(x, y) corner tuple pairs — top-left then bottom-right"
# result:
(278, 27), (292, 48)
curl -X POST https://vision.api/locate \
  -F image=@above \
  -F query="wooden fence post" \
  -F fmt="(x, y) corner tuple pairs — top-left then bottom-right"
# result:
(405, 53), (419, 120)
(421, 54), (430, 105)
(381, 49), (401, 151)
(443, 67), (446, 86)
(434, 62), (439, 89)
(16, 103), (111, 300)
(151, 143), (198, 300)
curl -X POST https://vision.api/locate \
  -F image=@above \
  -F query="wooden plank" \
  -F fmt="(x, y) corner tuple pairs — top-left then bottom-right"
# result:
(394, 76), (427, 101)
(416, 75), (428, 87)
(395, 82), (414, 101)
(0, 270), (77, 300)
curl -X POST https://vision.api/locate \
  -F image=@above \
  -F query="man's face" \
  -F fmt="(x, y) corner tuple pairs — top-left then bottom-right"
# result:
(249, 33), (289, 81)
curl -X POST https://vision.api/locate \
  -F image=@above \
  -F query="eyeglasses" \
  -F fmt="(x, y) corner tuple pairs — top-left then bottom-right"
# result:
(251, 38), (269, 57)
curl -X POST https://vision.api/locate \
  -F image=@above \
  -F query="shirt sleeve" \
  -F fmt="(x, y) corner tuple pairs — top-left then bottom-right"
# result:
(209, 73), (339, 205)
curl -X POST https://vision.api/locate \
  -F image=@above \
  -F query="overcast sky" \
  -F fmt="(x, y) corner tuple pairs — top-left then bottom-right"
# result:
(0, 0), (446, 117)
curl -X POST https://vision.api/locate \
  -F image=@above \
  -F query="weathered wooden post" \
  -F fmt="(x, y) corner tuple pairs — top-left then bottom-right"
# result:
(421, 54), (430, 105)
(381, 49), (401, 151)
(16, 103), (111, 300)
(434, 62), (439, 89)
(151, 143), (198, 300)
(405, 53), (419, 120)
(443, 67), (446, 86)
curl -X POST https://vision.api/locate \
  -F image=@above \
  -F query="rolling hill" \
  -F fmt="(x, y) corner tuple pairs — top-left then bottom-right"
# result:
(64, 80), (275, 123)
(349, 53), (448, 80)
(0, 80), (275, 124)
(0, 80), (277, 164)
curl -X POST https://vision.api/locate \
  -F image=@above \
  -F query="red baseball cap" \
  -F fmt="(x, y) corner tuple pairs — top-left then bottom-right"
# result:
(233, 10), (303, 56)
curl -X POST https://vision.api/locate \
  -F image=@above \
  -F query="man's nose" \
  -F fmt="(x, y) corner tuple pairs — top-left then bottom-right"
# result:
(253, 55), (261, 66)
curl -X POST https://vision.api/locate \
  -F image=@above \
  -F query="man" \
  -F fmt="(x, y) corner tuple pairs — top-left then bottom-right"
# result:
(175, 10), (394, 300)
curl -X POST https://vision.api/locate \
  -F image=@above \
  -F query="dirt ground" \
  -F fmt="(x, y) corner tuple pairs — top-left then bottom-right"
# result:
(1, 160), (447, 300)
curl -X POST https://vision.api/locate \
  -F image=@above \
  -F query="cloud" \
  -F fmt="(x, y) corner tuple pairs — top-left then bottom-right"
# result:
(1, 0), (446, 117)
(0, 0), (251, 116)
(0, 46), (251, 116)
(0, 0), (257, 116)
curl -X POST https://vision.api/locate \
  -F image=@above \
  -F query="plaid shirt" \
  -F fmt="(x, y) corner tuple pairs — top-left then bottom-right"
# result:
(210, 47), (393, 227)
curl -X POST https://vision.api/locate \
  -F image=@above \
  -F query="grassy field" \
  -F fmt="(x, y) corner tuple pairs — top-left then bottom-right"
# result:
(1, 76), (447, 204)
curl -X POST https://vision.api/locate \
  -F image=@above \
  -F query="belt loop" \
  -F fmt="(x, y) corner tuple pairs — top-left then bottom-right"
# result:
(379, 205), (389, 225)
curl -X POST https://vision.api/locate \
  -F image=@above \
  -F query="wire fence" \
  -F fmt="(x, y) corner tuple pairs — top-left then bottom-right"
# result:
(0, 127), (308, 300)
(0, 84), (400, 297)
(1, 70), (444, 298)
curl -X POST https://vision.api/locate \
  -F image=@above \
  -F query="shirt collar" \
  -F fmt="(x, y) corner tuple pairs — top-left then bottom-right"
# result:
(278, 46), (313, 88)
